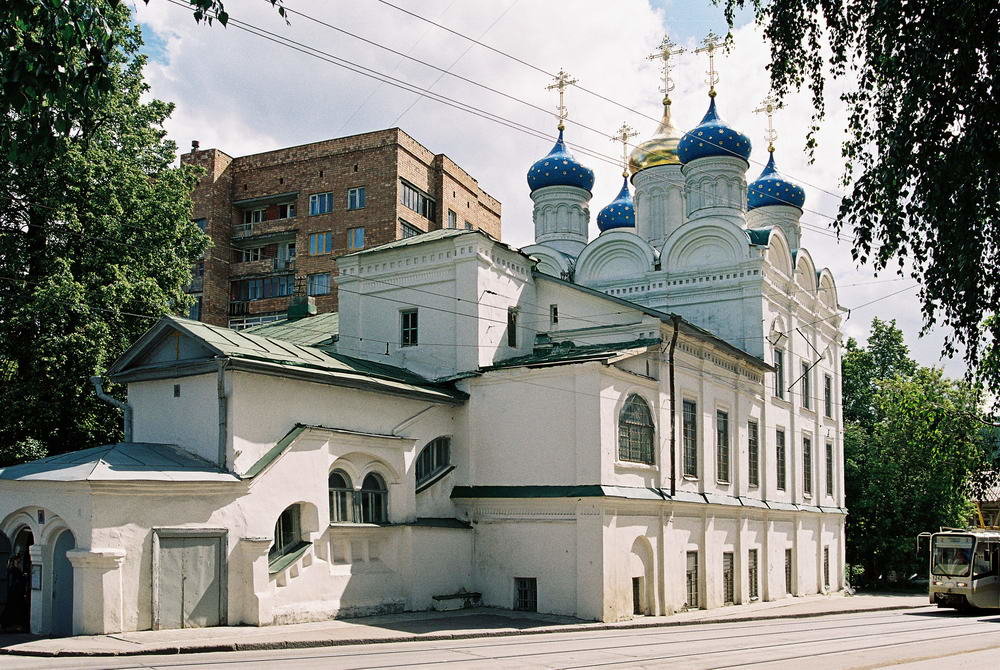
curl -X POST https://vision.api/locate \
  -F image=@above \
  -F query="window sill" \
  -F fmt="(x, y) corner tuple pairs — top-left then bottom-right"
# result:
(328, 522), (390, 529)
(716, 479), (732, 486)
(771, 396), (792, 408)
(748, 484), (760, 489)
(268, 541), (311, 575)
(682, 475), (699, 482)
(615, 460), (658, 471)
(416, 464), (455, 494)
(800, 407), (817, 416)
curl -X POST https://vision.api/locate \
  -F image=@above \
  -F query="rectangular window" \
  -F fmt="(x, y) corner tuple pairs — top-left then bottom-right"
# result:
(723, 552), (735, 605)
(400, 219), (423, 238)
(801, 362), (812, 409)
(229, 275), (294, 301)
(400, 309), (418, 347)
(309, 231), (333, 255)
(196, 261), (205, 277)
(785, 548), (793, 595)
(347, 186), (366, 210)
(464, 220), (473, 230)
(826, 441), (834, 497)
(774, 349), (785, 399)
(507, 307), (518, 347)
(748, 419), (760, 487)
(400, 180), (436, 220)
(824, 374), (833, 418)
(823, 547), (831, 588)
(748, 549), (759, 600)
(685, 551), (699, 609)
(803, 436), (813, 495)
(549, 304), (559, 327)
(307, 273), (331, 296)
(238, 247), (263, 262)
(776, 428), (787, 491)
(716, 410), (730, 483)
(188, 295), (202, 321)
(243, 208), (265, 224)
(683, 400), (698, 477)
(309, 192), (333, 215)
(514, 577), (537, 612)
(447, 209), (457, 228)
(277, 202), (296, 219)
(347, 226), (365, 250)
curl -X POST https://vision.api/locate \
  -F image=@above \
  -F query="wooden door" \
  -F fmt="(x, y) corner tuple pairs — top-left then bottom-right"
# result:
(156, 535), (223, 629)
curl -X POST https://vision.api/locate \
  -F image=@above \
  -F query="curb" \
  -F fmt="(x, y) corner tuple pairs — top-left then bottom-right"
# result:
(0, 603), (931, 658)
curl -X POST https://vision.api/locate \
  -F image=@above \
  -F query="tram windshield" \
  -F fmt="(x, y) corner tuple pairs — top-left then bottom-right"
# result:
(931, 535), (974, 577)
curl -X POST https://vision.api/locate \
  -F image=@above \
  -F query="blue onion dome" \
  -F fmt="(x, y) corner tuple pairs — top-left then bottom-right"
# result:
(747, 151), (806, 210)
(597, 176), (636, 231)
(677, 97), (752, 164)
(526, 129), (595, 192)
(629, 98), (682, 175)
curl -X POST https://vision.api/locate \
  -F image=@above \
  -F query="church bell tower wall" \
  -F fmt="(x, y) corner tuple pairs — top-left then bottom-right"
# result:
(632, 165), (684, 248)
(682, 156), (748, 226)
(532, 184), (592, 258)
(746, 204), (803, 250)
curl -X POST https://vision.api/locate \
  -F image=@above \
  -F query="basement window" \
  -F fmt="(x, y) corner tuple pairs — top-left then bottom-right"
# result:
(173, 384), (180, 398)
(514, 577), (537, 612)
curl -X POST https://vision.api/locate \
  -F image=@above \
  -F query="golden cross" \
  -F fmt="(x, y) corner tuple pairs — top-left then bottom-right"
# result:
(694, 30), (723, 97)
(611, 122), (638, 177)
(546, 69), (578, 131)
(753, 94), (782, 152)
(646, 36), (685, 103)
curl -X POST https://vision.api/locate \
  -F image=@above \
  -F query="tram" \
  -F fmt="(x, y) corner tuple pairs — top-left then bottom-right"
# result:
(922, 528), (1000, 610)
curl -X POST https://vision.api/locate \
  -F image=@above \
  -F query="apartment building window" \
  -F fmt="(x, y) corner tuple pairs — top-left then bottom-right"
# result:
(309, 231), (333, 255)
(230, 275), (294, 301)
(243, 208), (265, 224)
(748, 549), (759, 600)
(195, 261), (205, 277)
(464, 221), (473, 230)
(400, 180), (436, 220)
(683, 400), (698, 477)
(685, 551), (699, 609)
(277, 202), (296, 219)
(347, 187), (366, 210)
(785, 548), (793, 594)
(514, 578), (537, 612)
(824, 374), (833, 418)
(507, 307), (518, 347)
(801, 362), (812, 409)
(549, 304), (559, 327)
(716, 410), (730, 483)
(722, 552), (735, 605)
(347, 227), (365, 250)
(399, 219), (423, 238)
(826, 441), (834, 496)
(776, 428), (787, 491)
(748, 419), (760, 487)
(803, 436), (813, 495)
(824, 547), (831, 588)
(307, 273), (331, 296)
(619, 395), (654, 465)
(447, 209), (457, 228)
(774, 349), (785, 399)
(309, 192), (333, 215)
(400, 309), (418, 347)
(194, 218), (207, 231)
(188, 295), (202, 321)
(238, 247), (263, 262)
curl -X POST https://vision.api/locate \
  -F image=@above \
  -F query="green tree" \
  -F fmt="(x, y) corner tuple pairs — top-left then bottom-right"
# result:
(723, 0), (1000, 393)
(0, 1), (208, 465)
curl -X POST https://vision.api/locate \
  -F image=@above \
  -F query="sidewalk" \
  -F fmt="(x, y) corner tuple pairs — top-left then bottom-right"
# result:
(0, 592), (929, 657)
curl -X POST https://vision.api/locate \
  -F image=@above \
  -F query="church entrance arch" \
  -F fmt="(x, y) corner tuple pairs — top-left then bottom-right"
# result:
(629, 537), (655, 616)
(1, 527), (33, 632)
(51, 529), (76, 636)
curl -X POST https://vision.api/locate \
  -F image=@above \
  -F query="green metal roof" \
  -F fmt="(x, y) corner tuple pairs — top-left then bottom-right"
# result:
(244, 312), (339, 347)
(339, 228), (475, 257)
(483, 337), (661, 371)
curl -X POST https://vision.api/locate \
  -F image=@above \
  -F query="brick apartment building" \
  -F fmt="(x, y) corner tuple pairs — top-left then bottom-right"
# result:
(180, 128), (502, 329)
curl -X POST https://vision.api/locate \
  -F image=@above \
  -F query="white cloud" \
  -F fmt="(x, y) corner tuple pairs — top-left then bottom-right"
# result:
(136, 0), (963, 375)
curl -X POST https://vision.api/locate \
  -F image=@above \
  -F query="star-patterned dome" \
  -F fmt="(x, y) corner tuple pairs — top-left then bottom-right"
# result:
(526, 129), (595, 192)
(596, 176), (635, 232)
(629, 99), (682, 175)
(747, 151), (806, 210)
(677, 97), (752, 164)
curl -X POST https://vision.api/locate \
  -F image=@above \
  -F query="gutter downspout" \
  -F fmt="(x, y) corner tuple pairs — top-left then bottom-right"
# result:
(90, 376), (132, 443)
(668, 315), (680, 498)
(217, 359), (229, 468)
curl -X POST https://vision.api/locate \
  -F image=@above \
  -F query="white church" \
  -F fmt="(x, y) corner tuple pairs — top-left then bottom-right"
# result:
(0, 44), (846, 636)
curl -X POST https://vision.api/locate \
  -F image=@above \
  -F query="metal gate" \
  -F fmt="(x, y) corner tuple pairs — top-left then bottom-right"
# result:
(153, 530), (226, 630)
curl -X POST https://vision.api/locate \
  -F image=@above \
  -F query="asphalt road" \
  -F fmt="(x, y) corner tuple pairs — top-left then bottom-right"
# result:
(6, 607), (1000, 669)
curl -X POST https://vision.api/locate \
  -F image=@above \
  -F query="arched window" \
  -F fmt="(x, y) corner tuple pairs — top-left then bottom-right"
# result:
(619, 394), (654, 464)
(359, 473), (388, 524)
(328, 470), (353, 523)
(269, 504), (301, 561)
(415, 436), (451, 488)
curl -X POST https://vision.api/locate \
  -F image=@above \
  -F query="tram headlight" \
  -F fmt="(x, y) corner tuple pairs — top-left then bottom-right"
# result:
(933, 580), (943, 585)
(957, 582), (968, 587)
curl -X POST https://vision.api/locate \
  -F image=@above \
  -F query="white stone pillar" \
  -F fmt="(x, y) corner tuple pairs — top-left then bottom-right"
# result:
(27, 545), (45, 634)
(238, 537), (274, 626)
(66, 548), (126, 635)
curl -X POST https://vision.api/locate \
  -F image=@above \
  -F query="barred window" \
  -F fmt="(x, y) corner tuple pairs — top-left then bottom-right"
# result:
(416, 436), (451, 488)
(685, 551), (699, 609)
(683, 400), (697, 477)
(328, 470), (353, 523)
(618, 394), (654, 464)
(748, 548), (760, 600)
(359, 473), (388, 524)
(748, 419), (760, 487)
(269, 504), (301, 562)
(716, 410), (730, 483)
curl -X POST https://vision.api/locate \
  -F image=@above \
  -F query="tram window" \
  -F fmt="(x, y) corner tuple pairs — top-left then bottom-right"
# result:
(973, 544), (994, 578)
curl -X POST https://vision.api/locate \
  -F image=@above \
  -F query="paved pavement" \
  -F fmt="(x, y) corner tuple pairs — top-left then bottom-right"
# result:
(0, 592), (926, 658)
(4, 605), (1000, 669)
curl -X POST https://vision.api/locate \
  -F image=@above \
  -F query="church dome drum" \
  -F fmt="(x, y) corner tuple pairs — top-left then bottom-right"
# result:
(526, 130), (595, 192)
(678, 97), (752, 164)
(597, 177), (636, 231)
(747, 152), (806, 210)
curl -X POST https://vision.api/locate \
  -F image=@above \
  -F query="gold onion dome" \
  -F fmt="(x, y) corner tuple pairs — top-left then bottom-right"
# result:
(628, 98), (682, 176)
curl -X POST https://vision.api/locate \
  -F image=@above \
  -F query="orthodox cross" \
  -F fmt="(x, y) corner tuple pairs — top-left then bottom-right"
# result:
(611, 122), (638, 177)
(546, 69), (577, 131)
(693, 31), (722, 97)
(646, 36), (685, 103)
(753, 94), (782, 152)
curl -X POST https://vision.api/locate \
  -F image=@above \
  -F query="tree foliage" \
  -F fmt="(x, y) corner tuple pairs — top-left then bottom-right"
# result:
(0, 1), (208, 465)
(724, 0), (1000, 395)
(842, 319), (994, 584)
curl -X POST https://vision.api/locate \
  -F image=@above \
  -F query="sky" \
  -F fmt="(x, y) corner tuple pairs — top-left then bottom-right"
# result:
(132, 0), (961, 376)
